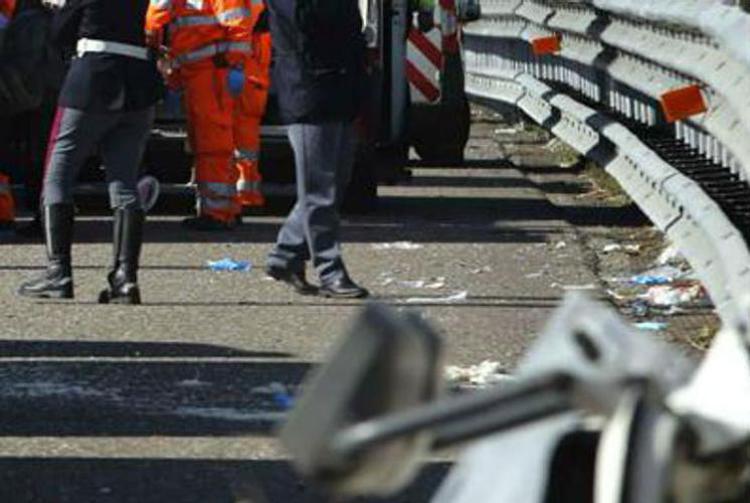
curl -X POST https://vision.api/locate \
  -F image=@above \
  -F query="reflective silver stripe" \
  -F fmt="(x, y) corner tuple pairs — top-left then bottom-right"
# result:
(237, 181), (260, 192)
(172, 8), (250, 29)
(173, 41), (252, 67)
(235, 148), (259, 161)
(171, 15), (217, 28)
(216, 7), (251, 24)
(150, 0), (171, 9)
(77, 38), (150, 60)
(199, 196), (235, 210)
(197, 181), (236, 197)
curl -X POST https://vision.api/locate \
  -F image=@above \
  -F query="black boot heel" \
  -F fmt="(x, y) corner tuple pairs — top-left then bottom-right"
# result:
(99, 208), (144, 306)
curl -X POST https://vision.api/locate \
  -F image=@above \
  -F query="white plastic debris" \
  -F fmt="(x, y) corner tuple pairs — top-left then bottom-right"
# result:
(406, 291), (469, 304)
(603, 243), (622, 253)
(603, 243), (641, 254)
(642, 284), (704, 307)
(371, 242), (424, 251)
(471, 266), (492, 275)
(554, 241), (567, 250)
(657, 245), (684, 266)
(551, 283), (597, 291)
(445, 361), (516, 389)
(380, 275), (446, 289)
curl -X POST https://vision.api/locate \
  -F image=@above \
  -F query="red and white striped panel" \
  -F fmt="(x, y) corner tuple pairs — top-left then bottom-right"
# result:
(407, 26), (443, 104)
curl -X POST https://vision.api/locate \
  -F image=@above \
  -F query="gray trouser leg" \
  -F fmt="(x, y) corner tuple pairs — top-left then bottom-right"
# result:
(267, 121), (355, 281)
(43, 107), (154, 211)
(100, 109), (155, 210)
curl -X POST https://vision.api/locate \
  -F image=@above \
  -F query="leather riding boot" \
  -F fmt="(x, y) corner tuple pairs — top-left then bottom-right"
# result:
(17, 204), (75, 299)
(99, 209), (144, 305)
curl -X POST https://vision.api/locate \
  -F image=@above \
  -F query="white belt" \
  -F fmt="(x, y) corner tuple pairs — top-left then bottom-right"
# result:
(77, 38), (150, 61)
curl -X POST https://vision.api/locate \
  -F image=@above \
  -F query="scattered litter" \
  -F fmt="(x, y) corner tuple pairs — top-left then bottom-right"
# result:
(273, 392), (295, 410)
(603, 243), (622, 253)
(657, 245), (684, 266)
(525, 271), (544, 279)
(552, 283), (597, 291)
(471, 266), (492, 275)
(379, 274), (446, 289)
(371, 242), (424, 251)
(206, 258), (252, 272)
(493, 127), (519, 135)
(406, 291), (469, 304)
(635, 321), (669, 332)
(554, 241), (567, 250)
(630, 274), (672, 286)
(176, 377), (211, 388)
(642, 284), (704, 307)
(603, 243), (642, 255)
(398, 278), (446, 289)
(445, 361), (516, 389)
(629, 265), (686, 285)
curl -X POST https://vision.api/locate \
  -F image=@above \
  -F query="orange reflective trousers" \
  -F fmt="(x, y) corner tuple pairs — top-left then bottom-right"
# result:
(234, 30), (270, 208)
(182, 61), (241, 223)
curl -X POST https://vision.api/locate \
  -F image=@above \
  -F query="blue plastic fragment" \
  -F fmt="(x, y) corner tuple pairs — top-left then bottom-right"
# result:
(635, 321), (668, 332)
(206, 258), (253, 272)
(273, 392), (295, 410)
(630, 275), (671, 286)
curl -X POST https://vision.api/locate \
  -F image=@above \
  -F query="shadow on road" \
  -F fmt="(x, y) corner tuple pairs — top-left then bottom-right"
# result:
(0, 458), (450, 502)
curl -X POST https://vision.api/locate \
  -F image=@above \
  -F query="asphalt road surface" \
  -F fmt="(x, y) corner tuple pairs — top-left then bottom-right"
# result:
(0, 117), (604, 502)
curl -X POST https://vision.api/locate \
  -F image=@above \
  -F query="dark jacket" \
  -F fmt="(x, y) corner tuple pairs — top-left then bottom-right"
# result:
(52, 0), (162, 113)
(267, 0), (367, 124)
(0, 5), (65, 116)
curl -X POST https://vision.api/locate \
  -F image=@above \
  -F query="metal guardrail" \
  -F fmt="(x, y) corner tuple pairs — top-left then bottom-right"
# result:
(464, 0), (750, 327)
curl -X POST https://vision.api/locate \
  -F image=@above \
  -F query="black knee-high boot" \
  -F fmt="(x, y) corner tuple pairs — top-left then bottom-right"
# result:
(99, 208), (144, 305)
(17, 204), (75, 299)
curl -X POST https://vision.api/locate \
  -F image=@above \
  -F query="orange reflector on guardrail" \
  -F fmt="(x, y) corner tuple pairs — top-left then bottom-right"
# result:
(660, 85), (707, 123)
(531, 35), (561, 56)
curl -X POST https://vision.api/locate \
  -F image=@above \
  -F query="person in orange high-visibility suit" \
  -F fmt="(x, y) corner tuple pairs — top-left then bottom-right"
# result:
(146, 0), (253, 231)
(0, 0), (17, 229)
(234, 3), (270, 209)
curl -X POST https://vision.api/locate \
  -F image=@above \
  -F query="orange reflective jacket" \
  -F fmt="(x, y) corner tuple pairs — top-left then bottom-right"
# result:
(146, 0), (253, 67)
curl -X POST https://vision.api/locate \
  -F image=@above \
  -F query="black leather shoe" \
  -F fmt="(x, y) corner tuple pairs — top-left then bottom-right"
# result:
(265, 265), (318, 296)
(320, 275), (369, 299)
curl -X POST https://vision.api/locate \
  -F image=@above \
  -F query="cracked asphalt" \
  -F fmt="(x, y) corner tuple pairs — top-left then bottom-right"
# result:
(0, 111), (616, 502)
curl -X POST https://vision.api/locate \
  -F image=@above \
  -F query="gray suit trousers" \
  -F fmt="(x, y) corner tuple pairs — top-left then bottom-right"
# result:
(267, 121), (355, 282)
(43, 107), (154, 211)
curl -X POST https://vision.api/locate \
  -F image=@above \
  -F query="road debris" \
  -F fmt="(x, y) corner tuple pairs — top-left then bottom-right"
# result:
(554, 241), (567, 250)
(471, 266), (492, 275)
(635, 321), (669, 332)
(371, 242), (424, 251)
(406, 291), (469, 304)
(380, 274), (447, 289)
(604, 240), (710, 327)
(643, 284), (705, 308)
(206, 258), (253, 272)
(603, 243), (642, 255)
(445, 361), (516, 390)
